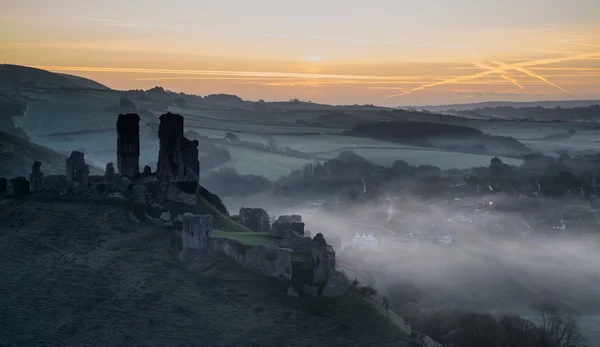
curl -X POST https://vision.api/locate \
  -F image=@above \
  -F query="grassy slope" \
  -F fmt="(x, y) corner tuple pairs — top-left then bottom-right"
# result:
(0, 130), (103, 178)
(0, 64), (109, 90)
(212, 231), (272, 245)
(0, 198), (418, 347)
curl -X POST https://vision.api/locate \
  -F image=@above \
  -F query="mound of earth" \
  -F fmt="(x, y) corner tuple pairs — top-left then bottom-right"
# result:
(0, 130), (102, 178)
(0, 198), (432, 347)
(0, 64), (109, 90)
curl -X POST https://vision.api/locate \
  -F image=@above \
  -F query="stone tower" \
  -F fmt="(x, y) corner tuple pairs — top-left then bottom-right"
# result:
(116, 113), (140, 179)
(156, 113), (199, 183)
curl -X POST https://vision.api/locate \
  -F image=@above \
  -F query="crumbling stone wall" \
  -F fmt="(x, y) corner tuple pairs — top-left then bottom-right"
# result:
(156, 113), (200, 183)
(207, 238), (293, 280)
(29, 161), (44, 192)
(239, 207), (270, 232)
(182, 138), (200, 182)
(65, 151), (89, 184)
(105, 162), (115, 181)
(156, 113), (185, 181)
(269, 220), (305, 240)
(311, 233), (336, 285)
(179, 214), (214, 260)
(116, 113), (140, 179)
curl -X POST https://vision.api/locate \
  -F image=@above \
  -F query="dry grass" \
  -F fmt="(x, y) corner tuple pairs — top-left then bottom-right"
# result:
(0, 198), (415, 347)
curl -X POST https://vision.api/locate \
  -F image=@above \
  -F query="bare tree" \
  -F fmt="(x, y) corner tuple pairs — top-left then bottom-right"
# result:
(535, 305), (587, 347)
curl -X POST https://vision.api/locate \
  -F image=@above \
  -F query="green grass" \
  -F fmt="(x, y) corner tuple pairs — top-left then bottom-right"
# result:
(212, 231), (273, 246)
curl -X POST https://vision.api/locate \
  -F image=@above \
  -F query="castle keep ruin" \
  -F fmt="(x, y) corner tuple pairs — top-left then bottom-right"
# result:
(156, 113), (199, 183)
(117, 113), (140, 179)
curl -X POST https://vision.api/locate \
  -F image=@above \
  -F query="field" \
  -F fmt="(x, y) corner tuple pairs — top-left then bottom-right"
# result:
(0, 198), (417, 347)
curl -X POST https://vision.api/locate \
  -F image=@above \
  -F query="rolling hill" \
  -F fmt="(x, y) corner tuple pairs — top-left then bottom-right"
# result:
(0, 64), (109, 90)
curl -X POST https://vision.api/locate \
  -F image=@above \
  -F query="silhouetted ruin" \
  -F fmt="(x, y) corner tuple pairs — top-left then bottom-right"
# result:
(65, 151), (89, 183)
(29, 161), (43, 192)
(156, 113), (199, 183)
(116, 113), (140, 179)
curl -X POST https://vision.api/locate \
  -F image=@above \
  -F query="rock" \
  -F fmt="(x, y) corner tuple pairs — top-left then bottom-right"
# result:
(105, 162), (115, 181)
(159, 211), (171, 222)
(321, 272), (349, 297)
(131, 184), (148, 203)
(116, 113), (140, 179)
(302, 285), (318, 297)
(166, 181), (197, 205)
(239, 207), (270, 232)
(278, 236), (312, 253)
(120, 177), (133, 193)
(29, 161), (44, 192)
(65, 151), (89, 184)
(287, 285), (299, 298)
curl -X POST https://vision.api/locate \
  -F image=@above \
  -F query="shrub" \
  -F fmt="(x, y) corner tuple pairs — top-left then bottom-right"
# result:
(358, 285), (377, 296)
(96, 183), (107, 195)
(10, 176), (30, 198)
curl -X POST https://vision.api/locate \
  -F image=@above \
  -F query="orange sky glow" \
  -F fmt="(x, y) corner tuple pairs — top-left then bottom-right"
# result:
(1, 0), (599, 106)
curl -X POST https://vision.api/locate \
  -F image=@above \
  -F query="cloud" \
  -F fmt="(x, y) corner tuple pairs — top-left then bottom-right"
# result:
(71, 16), (478, 49)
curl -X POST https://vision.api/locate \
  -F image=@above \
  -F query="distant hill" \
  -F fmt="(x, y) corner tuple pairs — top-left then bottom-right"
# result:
(0, 64), (109, 90)
(0, 130), (102, 178)
(419, 100), (600, 112)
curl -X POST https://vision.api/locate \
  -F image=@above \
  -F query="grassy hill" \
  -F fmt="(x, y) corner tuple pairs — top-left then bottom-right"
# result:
(0, 64), (109, 90)
(0, 130), (102, 178)
(0, 198), (429, 347)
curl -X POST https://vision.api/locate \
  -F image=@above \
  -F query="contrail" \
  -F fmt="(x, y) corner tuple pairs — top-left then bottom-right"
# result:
(473, 61), (524, 90)
(72, 16), (478, 49)
(490, 59), (569, 94)
(388, 51), (600, 97)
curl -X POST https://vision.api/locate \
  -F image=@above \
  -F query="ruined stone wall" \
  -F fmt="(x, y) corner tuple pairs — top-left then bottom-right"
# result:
(240, 207), (270, 232)
(311, 233), (336, 285)
(116, 113), (140, 179)
(65, 151), (89, 184)
(208, 238), (293, 280)
(29, 161), (44, 192)
(156, 113), (185, 182)
(182, 138), (200, 183)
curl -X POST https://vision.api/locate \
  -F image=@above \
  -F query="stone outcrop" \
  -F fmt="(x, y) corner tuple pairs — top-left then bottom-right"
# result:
(269, 220), (305, 240)
(179, 214), (213, 261)
(311, 233), (336, 285)
(239, 207), (270, 232)
(65, 151), (89, 184)
(156, 113), (199, 183)
(105, 162), (115, 181)
(29, 161), (44, 192)
(116, 113), (140, 179)
(320, 271), (348, 297)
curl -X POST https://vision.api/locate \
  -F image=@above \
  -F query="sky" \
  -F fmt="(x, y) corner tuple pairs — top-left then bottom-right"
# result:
(1, 0), (599, 106)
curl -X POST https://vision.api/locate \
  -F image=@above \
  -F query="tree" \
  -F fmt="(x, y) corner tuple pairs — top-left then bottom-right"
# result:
(535, 306), (586, 347)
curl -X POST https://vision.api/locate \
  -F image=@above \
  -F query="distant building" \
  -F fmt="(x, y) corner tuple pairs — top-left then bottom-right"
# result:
(352, 233), (378, 249)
